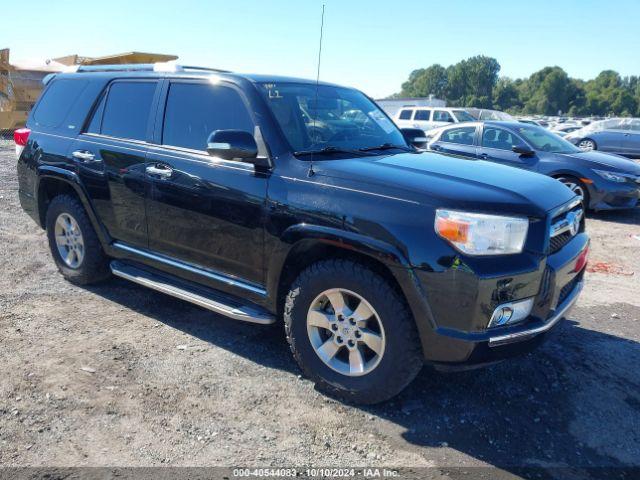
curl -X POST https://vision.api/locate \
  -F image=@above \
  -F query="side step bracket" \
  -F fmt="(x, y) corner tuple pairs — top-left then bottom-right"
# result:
(110, 261), (276, 325)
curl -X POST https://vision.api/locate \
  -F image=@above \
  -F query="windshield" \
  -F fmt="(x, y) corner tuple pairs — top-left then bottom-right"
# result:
(258, 82), (408, 154)
(478, 109), (515, 121)
(451, 110), (476, 122)
(514, 125), (581, 154)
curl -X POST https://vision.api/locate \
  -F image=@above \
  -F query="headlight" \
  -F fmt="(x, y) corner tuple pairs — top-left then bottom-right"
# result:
(594, 170), (628, 183)
(435, 209), (529, 256)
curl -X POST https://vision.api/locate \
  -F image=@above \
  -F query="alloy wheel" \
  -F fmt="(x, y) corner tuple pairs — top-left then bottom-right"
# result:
(578, 139), (595, 151)
(54, 213), (85, 268)
(557, 178), (585, 203)
(307, 288), (386, 377)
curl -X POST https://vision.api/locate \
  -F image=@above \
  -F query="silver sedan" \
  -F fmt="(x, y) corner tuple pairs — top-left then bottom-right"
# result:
(565, 118), (640, 157)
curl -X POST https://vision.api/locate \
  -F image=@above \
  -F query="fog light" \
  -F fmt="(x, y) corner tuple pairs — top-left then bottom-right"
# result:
(488, 298), (534, 328)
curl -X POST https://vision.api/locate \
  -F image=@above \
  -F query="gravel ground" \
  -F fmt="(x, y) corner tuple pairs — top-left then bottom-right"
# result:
(1, 144), (639, 477)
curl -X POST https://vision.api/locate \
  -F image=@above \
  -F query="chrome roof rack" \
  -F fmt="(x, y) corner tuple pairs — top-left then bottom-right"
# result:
(65, 62), (230, 74)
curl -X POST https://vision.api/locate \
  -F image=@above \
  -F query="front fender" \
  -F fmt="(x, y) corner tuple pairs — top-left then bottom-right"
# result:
(265, 222), (440, 358)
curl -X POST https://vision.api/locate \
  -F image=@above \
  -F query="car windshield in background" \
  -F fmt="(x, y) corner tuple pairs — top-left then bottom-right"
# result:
(452, 110), (476, 122)
(258, 83), (408, 155)
(514, 125), (581, 154)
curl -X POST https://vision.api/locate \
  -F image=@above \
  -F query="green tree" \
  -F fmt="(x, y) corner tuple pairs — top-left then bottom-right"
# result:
(400, 64), (447, 98)
(493, 77), (520, 111)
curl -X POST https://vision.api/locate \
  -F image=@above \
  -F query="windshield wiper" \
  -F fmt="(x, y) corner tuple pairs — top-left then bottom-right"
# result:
(294, 146), (375, 157)
(359, 143), (415, 153)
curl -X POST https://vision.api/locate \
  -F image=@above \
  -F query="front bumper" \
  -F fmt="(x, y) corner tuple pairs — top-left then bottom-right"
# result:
(410, 231), (589, 367)
(487, 279), (582, 347)
(589, 182), (640, 210)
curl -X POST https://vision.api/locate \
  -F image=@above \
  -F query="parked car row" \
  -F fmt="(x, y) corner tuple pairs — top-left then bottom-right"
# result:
(427, 121), (640, 211)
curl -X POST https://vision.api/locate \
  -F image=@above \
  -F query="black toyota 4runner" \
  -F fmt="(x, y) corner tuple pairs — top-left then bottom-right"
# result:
(16, 64), (589, 403)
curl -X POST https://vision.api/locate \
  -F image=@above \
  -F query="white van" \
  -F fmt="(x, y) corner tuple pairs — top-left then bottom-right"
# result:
(394, 107), (476, 133)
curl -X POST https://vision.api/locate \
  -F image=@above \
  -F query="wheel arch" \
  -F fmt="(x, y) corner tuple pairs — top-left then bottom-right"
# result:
(268, 224), (410, 311)
(549, 172), (593, 208)
(269, 224), (437, 361)
(36, 166), (111, 245)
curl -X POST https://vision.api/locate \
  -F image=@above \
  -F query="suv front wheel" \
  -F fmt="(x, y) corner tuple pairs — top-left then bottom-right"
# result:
(284, 259), (423, 404)
(45, 194), (110, 285)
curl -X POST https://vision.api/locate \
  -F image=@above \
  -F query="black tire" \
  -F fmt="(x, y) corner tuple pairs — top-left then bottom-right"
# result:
(45, 194), (110, 285)
(284, 259), (423, 404)
(556, 175), (591, 210)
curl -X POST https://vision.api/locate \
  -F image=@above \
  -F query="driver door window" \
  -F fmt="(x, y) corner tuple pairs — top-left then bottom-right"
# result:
(162, 82), (254, 151)
(433, 110), (454, 123)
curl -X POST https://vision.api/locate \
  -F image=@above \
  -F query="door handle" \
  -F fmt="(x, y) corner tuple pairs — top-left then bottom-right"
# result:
(431, 144), (441, 151)
(72, 150), (98, 162)
(146, 164), (173, 179)
(479, 153), (488, 159)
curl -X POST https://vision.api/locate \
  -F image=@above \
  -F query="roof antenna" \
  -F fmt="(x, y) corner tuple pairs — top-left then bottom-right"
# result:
(308, 3), (325, 177)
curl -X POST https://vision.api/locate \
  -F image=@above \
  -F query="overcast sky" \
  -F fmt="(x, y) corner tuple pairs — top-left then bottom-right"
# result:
(4, 0), (639, 98)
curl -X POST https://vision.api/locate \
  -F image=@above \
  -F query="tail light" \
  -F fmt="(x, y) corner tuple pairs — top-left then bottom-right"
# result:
(14, 128), (30, 158)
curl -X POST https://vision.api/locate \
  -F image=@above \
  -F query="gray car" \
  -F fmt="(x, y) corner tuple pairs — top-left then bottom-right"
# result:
(565, 118), (640, 157)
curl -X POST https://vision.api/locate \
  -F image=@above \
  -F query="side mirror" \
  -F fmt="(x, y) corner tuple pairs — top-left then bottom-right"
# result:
(512, 145), (535, 157)
(207, 129), (259, 160)
(400, 128), (428, 149)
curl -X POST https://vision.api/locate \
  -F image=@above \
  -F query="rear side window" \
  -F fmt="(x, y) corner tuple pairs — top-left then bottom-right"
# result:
(440, 126), (476, 145)
(33, 79), (89, 128)
(414, 110), (431, 121)
(100, 82), (157, 141)
(162, 82), (254, 151)
(398, 109), (413, 120)
(86, 94), (106, 134)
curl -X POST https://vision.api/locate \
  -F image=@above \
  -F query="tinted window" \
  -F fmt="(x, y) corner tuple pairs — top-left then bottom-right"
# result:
(162, 83), (254, 150)
(414, 110), (431, 121)
(101, 82), (157, 141)
(482, 127), (516, 150)
(33, 79), (89, 128)
(398, 109), (413, 120)
(441, 126), (476, 145)
(433, 110), (454, 122)
(86, 94), (106, 134)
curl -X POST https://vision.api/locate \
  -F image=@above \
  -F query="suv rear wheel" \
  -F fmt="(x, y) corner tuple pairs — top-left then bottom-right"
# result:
(284, 259), (423, 404)
(45, 195), (110, 285)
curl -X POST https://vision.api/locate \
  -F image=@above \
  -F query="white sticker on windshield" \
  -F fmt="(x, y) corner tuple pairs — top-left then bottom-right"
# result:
(368, 110), (396, 134)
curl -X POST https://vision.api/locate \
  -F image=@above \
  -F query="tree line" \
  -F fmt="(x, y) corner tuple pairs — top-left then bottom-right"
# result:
(394, 55), (640, 117)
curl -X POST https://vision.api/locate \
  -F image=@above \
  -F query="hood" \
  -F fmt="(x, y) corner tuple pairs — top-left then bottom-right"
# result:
(315, 152), (576, 216)
(560, 151), (640, 174)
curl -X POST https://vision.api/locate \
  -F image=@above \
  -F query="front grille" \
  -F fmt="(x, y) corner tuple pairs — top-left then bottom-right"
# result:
(549, 232), (573, 253)
(557, 276), (579, 306)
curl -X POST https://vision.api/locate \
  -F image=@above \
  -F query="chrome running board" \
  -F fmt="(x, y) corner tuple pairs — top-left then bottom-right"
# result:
(110, 261), (275, 325)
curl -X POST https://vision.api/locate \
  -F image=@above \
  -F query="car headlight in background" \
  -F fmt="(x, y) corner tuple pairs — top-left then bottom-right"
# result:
(435, 209), (529, 256)
(594, 169), (629, 183)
